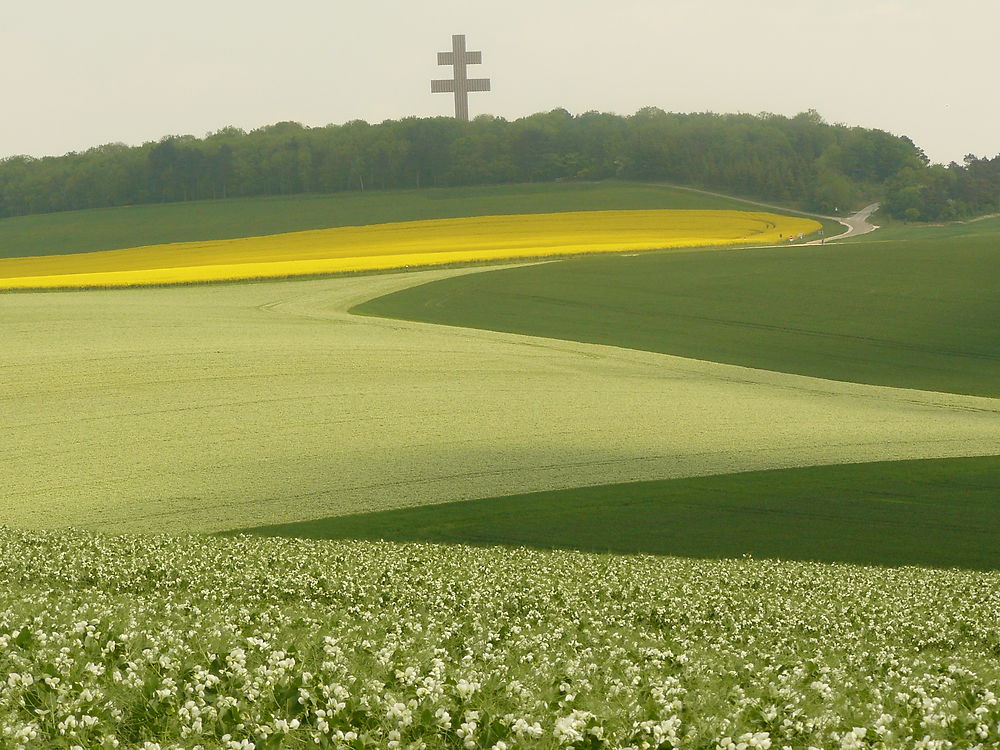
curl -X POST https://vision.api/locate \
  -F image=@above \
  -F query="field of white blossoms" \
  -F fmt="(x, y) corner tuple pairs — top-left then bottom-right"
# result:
(1, 528), (998, 750)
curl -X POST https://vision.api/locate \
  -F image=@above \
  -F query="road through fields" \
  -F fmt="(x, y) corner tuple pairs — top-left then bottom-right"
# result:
(2, 267), (998, 533)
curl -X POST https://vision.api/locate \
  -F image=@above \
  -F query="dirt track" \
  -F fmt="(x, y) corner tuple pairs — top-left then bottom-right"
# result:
(2, 266), (998, 533)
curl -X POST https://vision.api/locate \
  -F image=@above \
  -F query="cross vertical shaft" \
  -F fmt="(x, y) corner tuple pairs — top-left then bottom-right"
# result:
(431, 34), (491, 121)
(451, 35), (470, 122)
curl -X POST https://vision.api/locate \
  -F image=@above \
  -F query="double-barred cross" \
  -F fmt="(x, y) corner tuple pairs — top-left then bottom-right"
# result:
(431, 34), (491, 121)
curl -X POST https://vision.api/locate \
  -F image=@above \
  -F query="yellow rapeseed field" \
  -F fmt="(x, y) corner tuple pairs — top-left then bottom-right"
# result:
(0, 210), (820, 289)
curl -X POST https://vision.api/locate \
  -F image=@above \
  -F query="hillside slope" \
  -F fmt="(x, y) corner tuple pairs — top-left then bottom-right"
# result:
(356, 227), (1000, 398)
(0, 182), (801, 259)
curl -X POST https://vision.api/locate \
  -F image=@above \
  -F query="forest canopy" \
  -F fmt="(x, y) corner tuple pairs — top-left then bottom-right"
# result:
(0, 109), (996, 222)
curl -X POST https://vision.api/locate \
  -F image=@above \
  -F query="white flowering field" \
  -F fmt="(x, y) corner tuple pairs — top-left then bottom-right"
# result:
(2, 528), (998, 750)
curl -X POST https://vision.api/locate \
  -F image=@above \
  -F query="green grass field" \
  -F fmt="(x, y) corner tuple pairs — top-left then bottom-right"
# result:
(852, 212), (1000, 242)
(0, 181), (837, 259)
(355, 227), (1000, 398)
(237, 455), (1000, 570)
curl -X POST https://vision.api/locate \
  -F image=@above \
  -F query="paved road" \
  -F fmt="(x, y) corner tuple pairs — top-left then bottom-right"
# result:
(810, 203), (880, 244)
(655, 183), (880, 245)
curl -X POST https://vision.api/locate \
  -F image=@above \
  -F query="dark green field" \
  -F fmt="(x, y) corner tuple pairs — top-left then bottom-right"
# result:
(1, 181), (828, 259)
(356, 225), (1000, 398)
(235, 455), (1000, 570)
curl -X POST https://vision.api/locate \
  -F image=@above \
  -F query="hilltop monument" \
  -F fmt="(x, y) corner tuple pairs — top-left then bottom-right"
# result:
(431, 34), (491, 121)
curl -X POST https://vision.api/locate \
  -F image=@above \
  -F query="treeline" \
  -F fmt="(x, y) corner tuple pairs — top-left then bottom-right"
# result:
(882, 155), (1000, 222)
(0, 108), (995, 220)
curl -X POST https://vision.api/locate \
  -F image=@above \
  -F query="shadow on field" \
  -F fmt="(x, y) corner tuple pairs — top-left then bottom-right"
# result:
(228, 455), (1000, 570)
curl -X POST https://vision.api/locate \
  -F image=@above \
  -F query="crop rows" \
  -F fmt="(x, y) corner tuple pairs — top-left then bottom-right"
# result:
(1, 528), (998, 749)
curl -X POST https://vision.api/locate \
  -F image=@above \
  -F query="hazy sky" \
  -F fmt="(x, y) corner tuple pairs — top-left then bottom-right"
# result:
(3, 0), (997, 164)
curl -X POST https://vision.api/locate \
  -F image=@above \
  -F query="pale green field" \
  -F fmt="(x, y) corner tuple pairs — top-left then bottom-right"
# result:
(3, 267), (998, 534)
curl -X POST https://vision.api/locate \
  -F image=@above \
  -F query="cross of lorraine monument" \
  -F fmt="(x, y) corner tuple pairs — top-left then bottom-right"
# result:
(431, 34), (491, 121)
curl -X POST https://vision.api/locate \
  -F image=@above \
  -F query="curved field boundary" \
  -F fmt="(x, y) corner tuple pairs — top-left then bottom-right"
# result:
(0, 182), (776, 260)
(0, 209), (819, 290)
(2, 266), (997, 534)
(355, 231), (1000, 399)
(653, 183), (872, 242)
(236, 455), (1000, 570)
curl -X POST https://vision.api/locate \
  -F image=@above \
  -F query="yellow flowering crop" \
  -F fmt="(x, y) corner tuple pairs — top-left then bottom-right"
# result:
(0, 209), (820, 289)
